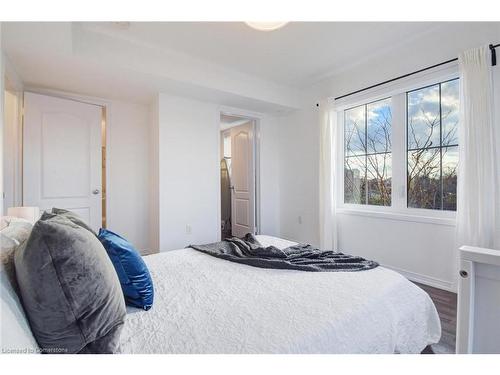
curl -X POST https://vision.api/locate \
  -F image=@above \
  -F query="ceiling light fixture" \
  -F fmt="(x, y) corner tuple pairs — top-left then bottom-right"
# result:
(245, 22), (288, 31)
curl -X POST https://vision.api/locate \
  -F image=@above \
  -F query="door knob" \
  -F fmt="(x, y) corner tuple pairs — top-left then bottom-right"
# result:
(92, 189), (100, 195)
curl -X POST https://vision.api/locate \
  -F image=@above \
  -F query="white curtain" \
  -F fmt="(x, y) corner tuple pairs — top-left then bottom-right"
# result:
(319, 101), (338, 250)
(457, 45), (499, 250)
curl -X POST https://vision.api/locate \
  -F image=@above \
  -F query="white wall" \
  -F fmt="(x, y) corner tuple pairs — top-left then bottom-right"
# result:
(106, 99), (151, 251)
(157, 93), (220, 251)
(148, 95), (160, 252)
(258, 115), (282, 236)
(278, 24), (500, 291)
(154, 93), (284, 251)
(278, 106), (321, 247)
(2, 59), (23, 213)
(337, 214), (457, 290)
(3, 90), (18, 212)
(0, 32), (23, 217)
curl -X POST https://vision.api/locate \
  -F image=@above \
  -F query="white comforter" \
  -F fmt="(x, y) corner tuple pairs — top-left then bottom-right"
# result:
(120, 235), (441, 354)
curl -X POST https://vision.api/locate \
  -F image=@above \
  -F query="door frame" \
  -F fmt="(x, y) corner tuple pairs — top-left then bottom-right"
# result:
(3, 60), (24, 213)
(22, 87), (109, 228)
(217, 106), (261, 240)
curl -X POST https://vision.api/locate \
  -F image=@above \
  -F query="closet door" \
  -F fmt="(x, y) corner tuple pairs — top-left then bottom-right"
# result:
(230, 121), (255, 238)
(23, 92), (102, 231)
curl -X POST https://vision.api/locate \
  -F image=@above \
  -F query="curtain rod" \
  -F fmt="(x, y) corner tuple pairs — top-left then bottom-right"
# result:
(325, 43), (499, 103)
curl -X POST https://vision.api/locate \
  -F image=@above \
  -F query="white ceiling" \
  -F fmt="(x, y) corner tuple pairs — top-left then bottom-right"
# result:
(81, 22), (444, 87)
(2, 22), (499, 109)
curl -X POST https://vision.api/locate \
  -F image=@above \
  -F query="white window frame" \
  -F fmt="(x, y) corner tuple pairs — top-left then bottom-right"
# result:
(333, 64), (459, 226)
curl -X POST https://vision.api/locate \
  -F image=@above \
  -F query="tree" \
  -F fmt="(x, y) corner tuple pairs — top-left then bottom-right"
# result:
(407, 88), (458, 210)
(344, 101), (392, 206)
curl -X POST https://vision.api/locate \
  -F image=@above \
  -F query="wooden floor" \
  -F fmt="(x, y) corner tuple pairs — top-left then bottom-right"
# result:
(414, 282), (457, 354)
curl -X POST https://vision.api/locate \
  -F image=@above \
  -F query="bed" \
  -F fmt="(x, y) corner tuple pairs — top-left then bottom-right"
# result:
(119, 235), (441, 354)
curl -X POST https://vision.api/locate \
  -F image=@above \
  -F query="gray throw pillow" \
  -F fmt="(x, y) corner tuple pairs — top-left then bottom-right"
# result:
(51, 207), (97, 235)
(14, 212), (126, 353)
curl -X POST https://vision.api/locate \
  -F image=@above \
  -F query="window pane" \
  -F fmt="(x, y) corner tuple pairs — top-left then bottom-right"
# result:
(441, 79), (459, 146)
(367, 153), (392, 206)
(408, 148), (441, 209)
(407, 84), (440, 150)
(367, 99), (391, 154)
(442, 146), (458, 211)
(344, 105), (366, 156)
(344, 156), (366, 204)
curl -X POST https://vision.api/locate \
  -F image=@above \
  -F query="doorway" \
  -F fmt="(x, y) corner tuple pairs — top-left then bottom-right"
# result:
(219, 113), (259, 239)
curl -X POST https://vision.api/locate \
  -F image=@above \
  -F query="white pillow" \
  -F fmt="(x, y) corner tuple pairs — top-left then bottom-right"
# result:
(1, 221), (32, 243)
(0, 217), (8, 230)
(1, 222), (39, 354)
(1, 216), (32, 230)
(1, 267), (40, 353)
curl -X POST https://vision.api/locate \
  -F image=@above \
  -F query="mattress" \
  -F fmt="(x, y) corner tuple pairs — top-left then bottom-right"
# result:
(119, 235), (441, 354)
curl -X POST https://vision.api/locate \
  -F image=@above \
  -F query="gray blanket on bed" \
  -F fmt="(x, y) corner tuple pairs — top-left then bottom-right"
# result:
(189, 234), (378, 272)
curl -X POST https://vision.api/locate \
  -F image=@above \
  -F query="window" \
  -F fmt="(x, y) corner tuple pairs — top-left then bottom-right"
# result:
(407, 79), (459, 211)
(344, 98), (392, 206)
(339, 72), (459, 219)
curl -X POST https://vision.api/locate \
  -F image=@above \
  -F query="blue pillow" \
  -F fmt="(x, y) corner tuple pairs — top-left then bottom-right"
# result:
(98, 229), (154, 310)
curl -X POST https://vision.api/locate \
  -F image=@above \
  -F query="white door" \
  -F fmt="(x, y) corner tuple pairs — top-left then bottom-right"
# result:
(23, 92), (103, 231)
(230, 121), (255, 237)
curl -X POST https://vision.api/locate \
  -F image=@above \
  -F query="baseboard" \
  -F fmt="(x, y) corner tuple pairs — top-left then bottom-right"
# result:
(382, 264), (456, 293)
